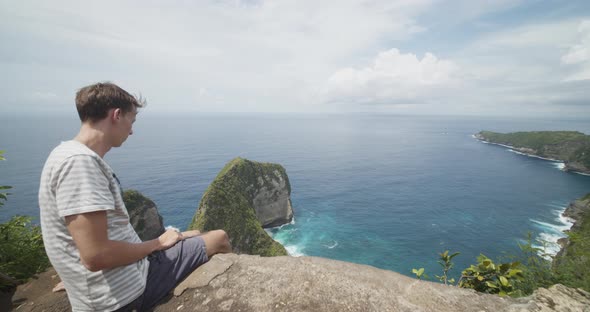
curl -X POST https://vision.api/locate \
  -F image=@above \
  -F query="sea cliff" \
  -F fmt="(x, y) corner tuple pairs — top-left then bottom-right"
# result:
(474, 131), (590, 175)
(188, 157), (292, 256)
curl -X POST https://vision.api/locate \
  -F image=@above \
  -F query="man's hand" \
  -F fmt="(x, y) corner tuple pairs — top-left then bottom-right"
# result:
(157, 229), (184, 251)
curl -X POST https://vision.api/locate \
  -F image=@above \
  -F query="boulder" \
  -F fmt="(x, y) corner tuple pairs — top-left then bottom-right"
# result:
(123, 189), (165, 241)
(189, 158), (290, 256)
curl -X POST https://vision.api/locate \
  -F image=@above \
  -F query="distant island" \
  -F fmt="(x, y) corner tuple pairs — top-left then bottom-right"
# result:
(474, 131), (590, 175)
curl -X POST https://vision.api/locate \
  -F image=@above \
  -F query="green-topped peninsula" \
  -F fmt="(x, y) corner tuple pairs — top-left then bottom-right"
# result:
(474, 131), (590, 175)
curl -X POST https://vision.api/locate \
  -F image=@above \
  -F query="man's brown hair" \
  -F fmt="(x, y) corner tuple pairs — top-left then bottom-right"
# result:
(75, 82), (146, 122)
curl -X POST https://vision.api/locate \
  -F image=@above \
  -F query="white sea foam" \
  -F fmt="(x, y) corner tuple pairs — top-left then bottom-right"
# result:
(506, 148), (561, 162)
(530, 206), (574, 260)
(285, 245), (305, 257)
(265, 216), (296, 230)
(323, 240), (338, 249)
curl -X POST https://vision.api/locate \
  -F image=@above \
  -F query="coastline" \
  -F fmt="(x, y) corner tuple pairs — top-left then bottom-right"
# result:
(472, 133), (590, 176)
(473, 133), (590, 261)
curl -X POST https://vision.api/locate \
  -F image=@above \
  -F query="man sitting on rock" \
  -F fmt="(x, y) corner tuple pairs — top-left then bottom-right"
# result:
(39, 82), (231, 311)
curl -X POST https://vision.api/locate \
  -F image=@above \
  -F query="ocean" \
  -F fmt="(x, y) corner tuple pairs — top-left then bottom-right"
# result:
(1, 113), (590, 280)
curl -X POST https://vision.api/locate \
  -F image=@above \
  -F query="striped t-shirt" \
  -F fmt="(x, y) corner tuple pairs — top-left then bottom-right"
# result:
(39, 140), (149, 312)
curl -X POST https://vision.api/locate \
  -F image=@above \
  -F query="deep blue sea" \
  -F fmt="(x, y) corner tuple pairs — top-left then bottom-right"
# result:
(1, 113), (590, 280)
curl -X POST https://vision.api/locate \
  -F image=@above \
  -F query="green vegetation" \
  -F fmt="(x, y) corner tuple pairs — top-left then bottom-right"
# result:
(513, 233), (555, 295)
(552, 195), (590, 291)
(436, 250), (460, 285)
(412, 210), (590, 297)
(189, 157), (288, 256)
(0, 216), (50, 291)
(0, 151), (50, 291)
(477, 131), (590, 171)
(459, 254), (524, 297)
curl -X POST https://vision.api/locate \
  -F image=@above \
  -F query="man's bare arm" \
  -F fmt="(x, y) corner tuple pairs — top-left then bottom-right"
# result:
(66, 211), (183, 272)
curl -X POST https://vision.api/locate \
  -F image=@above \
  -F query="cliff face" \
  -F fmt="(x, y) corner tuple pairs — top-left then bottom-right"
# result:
(475, 131), (590, 174)
(188, 158), (291, 256)
(123, 189), (165, 241)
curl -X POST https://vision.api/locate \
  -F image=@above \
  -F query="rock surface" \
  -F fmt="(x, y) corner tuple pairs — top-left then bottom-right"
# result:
(562, 195), (590, 230)
(10, 255), (590, 312)
(508, 284), (590, 312)
(252, 170), (293, 228)
(123, 189), (165, 241)
(189, 158), (290, 256)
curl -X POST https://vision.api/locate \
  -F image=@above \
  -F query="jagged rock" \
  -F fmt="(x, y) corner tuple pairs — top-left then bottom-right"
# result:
(562, 196), (590, 229)
(123, 189), (165, 241)
(252, 168), (293, 228)
(188, 158), (290, 256)
(508, 284), (590, 312)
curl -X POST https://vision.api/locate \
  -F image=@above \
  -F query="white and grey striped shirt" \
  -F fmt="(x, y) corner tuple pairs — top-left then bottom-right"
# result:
(39, 140), (148, 311)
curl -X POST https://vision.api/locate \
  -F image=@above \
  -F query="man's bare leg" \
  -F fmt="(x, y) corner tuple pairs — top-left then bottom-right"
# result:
(199, 230), (231, 257)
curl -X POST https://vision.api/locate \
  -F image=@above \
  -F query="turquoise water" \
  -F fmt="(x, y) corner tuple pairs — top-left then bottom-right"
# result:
(1, 113), (590, 279)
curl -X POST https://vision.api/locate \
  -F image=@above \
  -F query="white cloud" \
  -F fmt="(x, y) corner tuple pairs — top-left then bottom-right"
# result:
(0, 1), (588, 116)
(561, 20), (590, 81)
(323, 48), (458, 105)
(561, 20), (590, 64)
(0, 0), (435, 112)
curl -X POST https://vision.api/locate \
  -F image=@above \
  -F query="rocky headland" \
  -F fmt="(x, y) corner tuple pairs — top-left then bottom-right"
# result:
(474, 131), (590, 175)
(188, 157), (292, 256)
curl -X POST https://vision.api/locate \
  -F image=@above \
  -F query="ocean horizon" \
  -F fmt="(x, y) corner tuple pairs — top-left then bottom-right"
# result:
(1, 113), (590, 280)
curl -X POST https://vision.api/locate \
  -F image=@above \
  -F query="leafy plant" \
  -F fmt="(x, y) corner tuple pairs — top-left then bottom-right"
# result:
(412, 267), (428, 280)
(458, 254), (524, 297)
(435, 250), (460, 285)
(514, 232), (555, 295)
(0, 216), (50, 290)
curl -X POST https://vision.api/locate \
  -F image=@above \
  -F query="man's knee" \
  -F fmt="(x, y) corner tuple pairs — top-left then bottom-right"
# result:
(202, 229), (231, 257)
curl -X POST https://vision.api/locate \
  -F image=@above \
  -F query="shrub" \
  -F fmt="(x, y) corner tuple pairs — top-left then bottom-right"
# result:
(458, 254), (524, 297)
(0, 216), (50, 291)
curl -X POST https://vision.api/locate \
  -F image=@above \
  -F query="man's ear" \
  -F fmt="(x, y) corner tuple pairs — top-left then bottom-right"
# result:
(112, 108), (122, 121)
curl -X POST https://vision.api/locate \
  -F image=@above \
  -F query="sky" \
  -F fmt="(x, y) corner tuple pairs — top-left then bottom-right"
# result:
(1, 0), (589, 117)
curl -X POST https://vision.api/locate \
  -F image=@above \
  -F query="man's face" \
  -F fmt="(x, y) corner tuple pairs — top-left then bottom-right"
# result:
(114, 107), (137, 147)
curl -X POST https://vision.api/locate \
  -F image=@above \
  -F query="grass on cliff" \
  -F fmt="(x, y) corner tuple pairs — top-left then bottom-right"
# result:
(189, 158), (288, 257)
(552, 204), (590, 291)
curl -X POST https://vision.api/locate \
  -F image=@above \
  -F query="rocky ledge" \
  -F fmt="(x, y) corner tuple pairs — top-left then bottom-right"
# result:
(10, 254), (590, 312)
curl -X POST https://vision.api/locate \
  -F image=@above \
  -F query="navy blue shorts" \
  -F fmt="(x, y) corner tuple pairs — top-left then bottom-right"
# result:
(115, 236), (209, 311)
